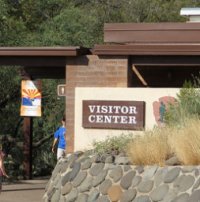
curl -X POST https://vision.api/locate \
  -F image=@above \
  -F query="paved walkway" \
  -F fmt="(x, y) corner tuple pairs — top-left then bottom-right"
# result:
(0, 178), (49, 202)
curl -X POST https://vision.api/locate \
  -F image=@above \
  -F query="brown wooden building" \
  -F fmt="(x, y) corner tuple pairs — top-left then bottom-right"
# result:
(1, 22), (200, 178)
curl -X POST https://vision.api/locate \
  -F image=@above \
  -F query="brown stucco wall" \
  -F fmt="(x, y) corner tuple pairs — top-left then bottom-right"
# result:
(65, 55), (128, 152)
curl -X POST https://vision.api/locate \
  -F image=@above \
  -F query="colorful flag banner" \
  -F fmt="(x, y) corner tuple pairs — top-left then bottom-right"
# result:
(20, 80), (42, 117)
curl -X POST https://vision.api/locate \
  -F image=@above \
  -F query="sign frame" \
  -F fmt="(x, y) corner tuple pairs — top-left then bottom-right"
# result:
(57, 84), (66, 96)
(82, 100), (145, 130)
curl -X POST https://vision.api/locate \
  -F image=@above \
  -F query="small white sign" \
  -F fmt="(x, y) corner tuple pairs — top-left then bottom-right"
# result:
(57, 84), (66, 96)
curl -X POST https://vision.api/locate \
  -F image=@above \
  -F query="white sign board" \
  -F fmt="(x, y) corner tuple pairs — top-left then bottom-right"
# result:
(74, 87), (180, 151)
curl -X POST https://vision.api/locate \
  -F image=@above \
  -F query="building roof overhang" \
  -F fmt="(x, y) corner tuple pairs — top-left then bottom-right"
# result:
(0, 46), (89, 56)
(0, 46), (90, 79)
(94, 22), (200, 56)
(93, 43), (200, 67)
(94, 43), (200, 56)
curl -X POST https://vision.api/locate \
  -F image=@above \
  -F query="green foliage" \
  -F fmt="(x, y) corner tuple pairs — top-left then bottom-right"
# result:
(32, 79), (65, 143)
(165, 79), (200, 126)
(32, 79), (65, 175)
(93, 134), (133, 155)
(1, 0), (200, 46)
(104, 0), (200, 23)
(32, 140), (57, 177)
(34, 6), (102, 47)
(0, 67), (21, 135)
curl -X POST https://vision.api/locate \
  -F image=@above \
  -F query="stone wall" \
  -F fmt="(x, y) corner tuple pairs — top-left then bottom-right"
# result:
(43, 152), (200, 202)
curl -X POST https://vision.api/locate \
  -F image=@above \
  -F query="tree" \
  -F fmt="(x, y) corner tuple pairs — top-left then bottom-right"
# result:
(0, 67), (21, 135)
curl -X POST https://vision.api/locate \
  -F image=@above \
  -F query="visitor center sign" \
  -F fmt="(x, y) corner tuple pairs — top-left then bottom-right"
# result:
(82, 100), (145, 130)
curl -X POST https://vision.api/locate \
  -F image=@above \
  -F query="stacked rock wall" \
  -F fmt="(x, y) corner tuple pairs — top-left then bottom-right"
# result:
(43, 152), (200, 202)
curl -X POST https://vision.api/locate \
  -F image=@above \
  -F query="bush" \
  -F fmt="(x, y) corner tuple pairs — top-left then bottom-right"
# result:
(93, 134), (133, 155)
(168, 118), (200, 165)
(165, 80), (200, 126)
(128, 117), (200, 166)
(128, 128), (171, 166)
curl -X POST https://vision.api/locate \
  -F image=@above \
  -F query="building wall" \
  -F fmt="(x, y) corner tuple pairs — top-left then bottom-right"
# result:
(74, 87), (179, 151)
(65, 55), (128, 152)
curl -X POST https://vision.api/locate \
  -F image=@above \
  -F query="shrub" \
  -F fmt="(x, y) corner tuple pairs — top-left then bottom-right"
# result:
(93, 134), (133, 155)
(168, 118), (200, 165)
(128, 128), (172, 166)
(165, 80), (200, 126)
(128, 117), (200, 166)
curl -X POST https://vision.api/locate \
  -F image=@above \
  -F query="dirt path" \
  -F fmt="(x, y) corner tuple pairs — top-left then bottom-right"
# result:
(0, 179), (49, 202)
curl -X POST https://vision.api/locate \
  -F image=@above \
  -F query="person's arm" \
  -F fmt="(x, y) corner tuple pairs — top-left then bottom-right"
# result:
(52, 138), (58, 153)
(0, 156), (9, 178)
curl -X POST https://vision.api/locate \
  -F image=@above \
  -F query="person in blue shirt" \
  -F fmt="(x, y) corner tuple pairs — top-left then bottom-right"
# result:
(52, 117), (66, 160)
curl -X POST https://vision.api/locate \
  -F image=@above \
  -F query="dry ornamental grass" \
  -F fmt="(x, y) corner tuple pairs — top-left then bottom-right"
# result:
(128, 118), (200, 166)
(168, 118), (200, 165)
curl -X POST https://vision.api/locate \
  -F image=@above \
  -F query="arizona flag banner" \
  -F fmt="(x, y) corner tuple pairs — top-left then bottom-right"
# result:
(20, 80), (42, 117)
